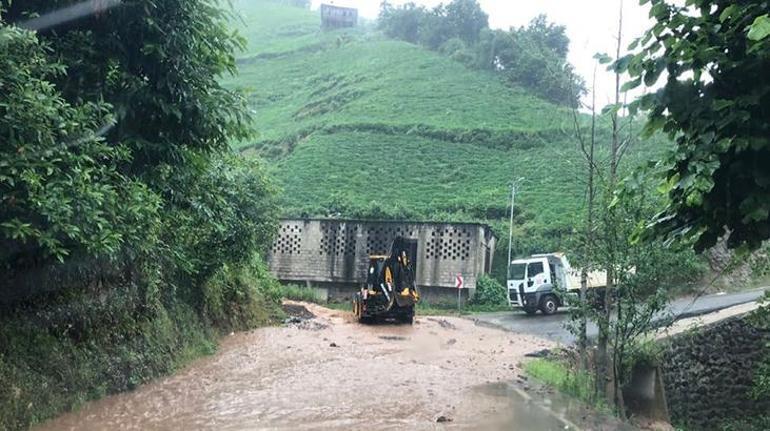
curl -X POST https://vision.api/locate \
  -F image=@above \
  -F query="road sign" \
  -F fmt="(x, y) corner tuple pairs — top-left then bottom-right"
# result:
(456, 274), (464, 310)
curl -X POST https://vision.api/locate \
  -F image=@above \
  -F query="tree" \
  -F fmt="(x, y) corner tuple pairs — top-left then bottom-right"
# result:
(4, 0), (253, 172)
(377, 3), (584, 105)
(155, 153), (279, 284)
(625, 0), (770, 252)
(568, 65), (599, 373)
(0, 25), (159, 267)
(378, 1), (426, 44)
(418, 5), (453, 50)
(496, 16), (585, 106)
(1, 0), (278, 292)
(520, 14), (570, 58)
(444, 0), (488, 44)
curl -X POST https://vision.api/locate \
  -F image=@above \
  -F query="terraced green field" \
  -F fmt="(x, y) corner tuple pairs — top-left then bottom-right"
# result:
(226, 0), (668, 259)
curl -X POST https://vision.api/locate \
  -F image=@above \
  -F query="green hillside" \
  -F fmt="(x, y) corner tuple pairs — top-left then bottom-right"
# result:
(226, 0), (667, 258)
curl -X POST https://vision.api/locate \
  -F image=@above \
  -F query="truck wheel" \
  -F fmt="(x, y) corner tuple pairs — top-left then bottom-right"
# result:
(539, 294), (559, 315)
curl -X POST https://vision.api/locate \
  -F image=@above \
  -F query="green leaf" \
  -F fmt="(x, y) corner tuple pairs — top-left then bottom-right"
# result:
(602, 103), (621, 116)
(713, 99), (733, 111)
(621, 78), (642, 92)
(644, 58), (666, 86)
(613, 54), (634, 73)
(627, 100), (641, 116)
(719, 5), (737, 23)
(748, 14), (770, 41)
(594, 52), (613, 64)
(650, 3), (669, 20)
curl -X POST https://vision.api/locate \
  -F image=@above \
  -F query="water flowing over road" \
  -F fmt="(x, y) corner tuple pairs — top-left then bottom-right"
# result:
(37, 302), (596, 430)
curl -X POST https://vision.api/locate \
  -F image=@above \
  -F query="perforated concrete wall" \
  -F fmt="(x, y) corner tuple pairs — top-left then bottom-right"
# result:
(267, 219), (496, 291)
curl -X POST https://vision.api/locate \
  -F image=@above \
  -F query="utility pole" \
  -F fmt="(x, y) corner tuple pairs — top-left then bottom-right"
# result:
(506, 178), (524, 280)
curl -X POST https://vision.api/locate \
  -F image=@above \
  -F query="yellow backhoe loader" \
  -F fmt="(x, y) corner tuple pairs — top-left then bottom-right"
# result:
(352, 237), (419, 324)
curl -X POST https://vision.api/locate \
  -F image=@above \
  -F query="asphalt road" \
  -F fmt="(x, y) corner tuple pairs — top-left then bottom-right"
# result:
(471, 287), (768, 344)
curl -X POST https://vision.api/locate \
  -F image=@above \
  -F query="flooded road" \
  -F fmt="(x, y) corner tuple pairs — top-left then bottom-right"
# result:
(35, 303), (618, 430)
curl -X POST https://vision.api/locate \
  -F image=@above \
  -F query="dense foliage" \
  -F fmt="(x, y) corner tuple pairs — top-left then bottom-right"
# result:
(467, 274), (508, 307)
(625, 0), (770, 251)
(0, 1), (281, 428)
(379, 0), (488, 47)
(0, 0), (278, 283)
(0, 27), (159, 264)
(378, 1), (584, 105)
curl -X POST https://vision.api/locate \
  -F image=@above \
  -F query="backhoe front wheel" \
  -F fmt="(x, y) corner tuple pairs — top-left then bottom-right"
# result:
(353, 293), (367, 323)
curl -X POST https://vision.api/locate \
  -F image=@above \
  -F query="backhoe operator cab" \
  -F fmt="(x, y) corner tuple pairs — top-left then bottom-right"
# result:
(507, 254), (566, 315)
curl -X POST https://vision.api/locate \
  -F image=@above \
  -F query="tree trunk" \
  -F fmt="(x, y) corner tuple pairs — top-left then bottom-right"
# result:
(576, 64), (598, 375)
(599, 0), (624, 404)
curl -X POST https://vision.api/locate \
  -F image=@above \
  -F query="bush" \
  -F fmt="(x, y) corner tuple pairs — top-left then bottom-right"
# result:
(469, 274), (508, 307)
(525, 357), (597, 406)
(202, 253), (284, 331)
(720, 415), (770, 431)
(626, 340), (664, 383)
(0, 287), (216, 430)
(279, 284), (326, 304)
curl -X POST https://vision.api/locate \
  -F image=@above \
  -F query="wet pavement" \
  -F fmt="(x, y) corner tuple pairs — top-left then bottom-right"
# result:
(471, 288), (768, 344)
(35, 303), (584, 431)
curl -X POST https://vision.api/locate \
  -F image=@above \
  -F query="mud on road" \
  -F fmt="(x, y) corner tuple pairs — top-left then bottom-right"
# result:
(37, 302), (563, 431)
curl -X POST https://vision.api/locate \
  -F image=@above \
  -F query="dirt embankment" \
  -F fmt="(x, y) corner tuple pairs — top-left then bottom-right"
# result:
(36, 302), (556, 430)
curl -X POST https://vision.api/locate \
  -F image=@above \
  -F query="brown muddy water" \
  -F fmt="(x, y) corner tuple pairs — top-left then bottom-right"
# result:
(35, 303), (625, 430)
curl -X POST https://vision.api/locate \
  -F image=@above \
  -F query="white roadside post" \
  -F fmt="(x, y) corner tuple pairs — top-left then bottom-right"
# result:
(456, 273), (463, 309)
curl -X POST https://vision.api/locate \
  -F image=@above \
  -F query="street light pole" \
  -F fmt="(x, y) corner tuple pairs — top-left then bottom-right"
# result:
(506, 178), (524, 280)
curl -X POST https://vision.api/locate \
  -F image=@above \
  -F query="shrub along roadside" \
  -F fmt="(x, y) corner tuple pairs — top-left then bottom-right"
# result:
(279, 284), (327, 304)
(468, 274), (508, 308)
(0, 255), (282, 431)
(524, 356), (606, 412)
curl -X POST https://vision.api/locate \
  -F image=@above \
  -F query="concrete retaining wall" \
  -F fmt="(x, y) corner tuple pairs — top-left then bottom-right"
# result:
(661, 315), (770, 430)
(288, 280), (476, 305)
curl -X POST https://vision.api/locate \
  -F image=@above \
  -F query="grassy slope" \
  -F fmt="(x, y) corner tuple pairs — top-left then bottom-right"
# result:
(226, 0), (667, 254)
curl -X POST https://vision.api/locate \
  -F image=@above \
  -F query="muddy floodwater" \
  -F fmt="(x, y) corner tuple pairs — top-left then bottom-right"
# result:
(35, 303), (624, 430)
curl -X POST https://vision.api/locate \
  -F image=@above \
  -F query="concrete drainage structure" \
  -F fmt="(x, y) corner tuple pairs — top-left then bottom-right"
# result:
(267, 218), (497, 304)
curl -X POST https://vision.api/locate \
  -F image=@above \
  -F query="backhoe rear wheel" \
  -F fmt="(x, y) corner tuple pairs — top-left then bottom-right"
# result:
(398, 307), (415, 325)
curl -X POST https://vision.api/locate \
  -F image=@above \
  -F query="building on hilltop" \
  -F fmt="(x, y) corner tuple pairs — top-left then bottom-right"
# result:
(320, 3), (357, 29)
(266, 218), (497, 303)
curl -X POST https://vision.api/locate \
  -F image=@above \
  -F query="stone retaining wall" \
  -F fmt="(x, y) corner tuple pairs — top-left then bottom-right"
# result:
(661, 315), (770, 430)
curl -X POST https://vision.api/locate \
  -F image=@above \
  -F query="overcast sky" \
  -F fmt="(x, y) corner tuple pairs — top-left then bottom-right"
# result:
(313, 0), (656, 107)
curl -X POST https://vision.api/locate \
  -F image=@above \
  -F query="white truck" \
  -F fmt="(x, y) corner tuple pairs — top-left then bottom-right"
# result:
(507, 253), (607, 315)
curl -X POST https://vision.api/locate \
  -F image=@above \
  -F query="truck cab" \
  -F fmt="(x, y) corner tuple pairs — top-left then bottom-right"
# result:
(507, 253), (607, 315)
(507, 254), (569, 315)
